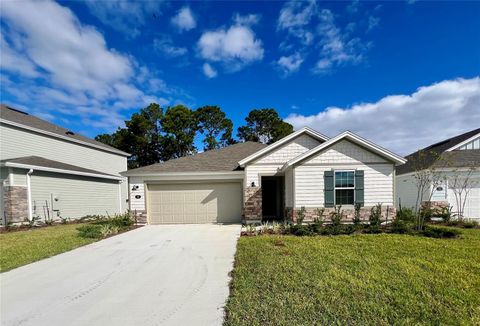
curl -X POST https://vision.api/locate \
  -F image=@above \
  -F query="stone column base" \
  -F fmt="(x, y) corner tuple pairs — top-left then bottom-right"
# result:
(3, 186), (28, 223)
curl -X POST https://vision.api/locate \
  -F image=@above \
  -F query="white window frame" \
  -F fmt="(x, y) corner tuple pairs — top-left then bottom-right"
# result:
(334, 170), (355, 206)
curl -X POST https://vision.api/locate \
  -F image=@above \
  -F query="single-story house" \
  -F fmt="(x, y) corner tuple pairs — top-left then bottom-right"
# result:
(0, 105), (130, 224)
(123, 127), (406, 224)
(396, 128), (480, 219)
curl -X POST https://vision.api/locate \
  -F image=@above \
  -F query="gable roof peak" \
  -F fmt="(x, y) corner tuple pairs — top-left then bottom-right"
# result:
(237, 126), (329, 167)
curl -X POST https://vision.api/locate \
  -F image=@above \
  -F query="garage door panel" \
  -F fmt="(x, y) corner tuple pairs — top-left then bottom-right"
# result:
(147, 182), (242, 224)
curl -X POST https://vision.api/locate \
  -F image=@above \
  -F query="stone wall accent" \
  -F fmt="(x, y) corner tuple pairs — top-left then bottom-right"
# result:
(287, 206), (396, 223)
(244, 186), (262, 221)
(132, 210), (147, 224)
(421, 201), (449, 212)
(4, 186), (28, 223)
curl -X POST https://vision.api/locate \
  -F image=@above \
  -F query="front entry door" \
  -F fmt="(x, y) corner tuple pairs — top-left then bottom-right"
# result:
(261, 176), (284, 221)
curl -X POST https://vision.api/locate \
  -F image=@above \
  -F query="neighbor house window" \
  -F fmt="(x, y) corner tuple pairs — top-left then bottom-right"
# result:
(334, 171), (355, 205)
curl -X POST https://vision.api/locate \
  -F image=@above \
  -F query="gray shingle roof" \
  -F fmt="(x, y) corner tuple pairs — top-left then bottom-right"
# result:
(1, 156), (118, 178)
(123, 141), (267, 175)
(397, 128), (480, 175)
(0, 104), (129, 156)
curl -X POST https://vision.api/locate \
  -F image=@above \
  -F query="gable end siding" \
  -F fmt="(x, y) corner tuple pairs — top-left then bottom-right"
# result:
(254, 134), (322, 164)
(293, 140), (394, 208)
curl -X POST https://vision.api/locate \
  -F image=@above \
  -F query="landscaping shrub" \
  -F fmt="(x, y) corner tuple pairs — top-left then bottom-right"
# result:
(367, 203), (383, 233)
(76, 224), (102, 239)
(461, 220), (479, 229)
(391, 219), (411, 234)
(396, 205), (416, 223)
(352, 203), (362, 226)
(296, 206), (306, 225)
(422, 226), (460, 239)
(290, 224), (314, 236)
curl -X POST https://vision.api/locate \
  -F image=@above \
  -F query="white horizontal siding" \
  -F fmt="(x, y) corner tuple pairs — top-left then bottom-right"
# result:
(285, 169), (294, 207)
(295, 164), (394, 207)
(129, 177), (146, 211)
(293, 140), (394, 208)
(245, 164), (283, 188)
(30, 171), (122, 220)
(254, 134), (321, 164)
(307, 139), (387, 164)
(0, 124), (127, 175)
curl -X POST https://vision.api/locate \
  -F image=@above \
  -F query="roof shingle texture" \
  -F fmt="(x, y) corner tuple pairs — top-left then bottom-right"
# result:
(0, 104), (128, 156)
(1, 156), (117, 177)
(124, 141), (267, 174)
(397, 128), (480, 175)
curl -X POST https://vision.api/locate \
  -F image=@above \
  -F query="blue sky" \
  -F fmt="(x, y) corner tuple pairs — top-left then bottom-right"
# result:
(1, 0), (479, 154)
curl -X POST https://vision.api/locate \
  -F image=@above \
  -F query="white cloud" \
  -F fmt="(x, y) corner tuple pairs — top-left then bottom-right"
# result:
(285, 77), (480, 155)
(85, 0), (161, 38)
(153, 36), (188, 57)
(233, 13), (261, 26)
(0, 0), (179, 133)
(198, 22), (264, 73)
(367, 16), (380, 31)
(277, 0), (317, 45)
(202, 63), (218, 79)
(171, 6), (196, 32)
(276, 53), (304, 76)
(313, 9), (368, 74)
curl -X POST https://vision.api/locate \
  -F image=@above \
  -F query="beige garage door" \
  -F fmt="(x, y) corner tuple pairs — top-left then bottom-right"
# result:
(147, 182), (242, 224)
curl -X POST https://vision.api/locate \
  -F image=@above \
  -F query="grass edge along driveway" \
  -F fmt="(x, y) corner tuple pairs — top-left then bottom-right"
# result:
(225, 229), (480, 325)
(0, 224), (96, 272)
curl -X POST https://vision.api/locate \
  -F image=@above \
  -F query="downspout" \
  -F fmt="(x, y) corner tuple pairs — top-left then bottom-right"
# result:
(118, 179), (123, 214)
(26, 169), (34, 221)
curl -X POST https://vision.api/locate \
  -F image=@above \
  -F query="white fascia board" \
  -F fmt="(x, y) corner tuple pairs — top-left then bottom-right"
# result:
(0, 119), (130, 157)
(124, 171), (245, 181)
(282, 131), (407, 171)
(1, 162), (123, 181)
(446, 132), (480, 151)
(237, 127), (329, 167)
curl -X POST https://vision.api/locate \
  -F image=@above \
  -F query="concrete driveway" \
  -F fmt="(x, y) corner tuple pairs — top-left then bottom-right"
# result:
(1, 224), (241, 326)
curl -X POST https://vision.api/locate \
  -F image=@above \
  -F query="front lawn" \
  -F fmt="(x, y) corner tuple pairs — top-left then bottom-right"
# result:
(0, 224), (96, 272)
(225, 229), (480, 325)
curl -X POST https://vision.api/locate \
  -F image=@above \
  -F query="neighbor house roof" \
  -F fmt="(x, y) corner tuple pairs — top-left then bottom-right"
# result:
(0, 156), (123, 180)
(123, 141), (267, 176)
(237, 127), (329, 167)
(281, 130), (407, 171)
(0, 104), (129, 156)
(396, 128), (480, 175)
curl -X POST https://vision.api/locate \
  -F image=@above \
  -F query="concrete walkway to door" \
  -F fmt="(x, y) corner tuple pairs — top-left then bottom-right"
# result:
(1, 224), (241, 326)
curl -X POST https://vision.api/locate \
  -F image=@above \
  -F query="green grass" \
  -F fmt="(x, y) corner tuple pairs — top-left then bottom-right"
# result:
(0, 224), (96, 272)
(225, 229), (480, 325)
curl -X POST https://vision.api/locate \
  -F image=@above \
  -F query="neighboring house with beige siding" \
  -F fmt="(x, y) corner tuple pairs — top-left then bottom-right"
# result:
(0, 105), (129, 223)
(123, 127), (406, 224)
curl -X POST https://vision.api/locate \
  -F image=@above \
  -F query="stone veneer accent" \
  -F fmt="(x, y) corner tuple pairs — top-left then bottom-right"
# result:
(132, 210), (147, 224)
(285, 206), (397, 223)
(421, 201), (449, 215)
(244, 186), (262, 221)
(4, 186), (28, 223)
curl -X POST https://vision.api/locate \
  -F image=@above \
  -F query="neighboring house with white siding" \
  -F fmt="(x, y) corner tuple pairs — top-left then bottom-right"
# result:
(0, 105), (130, 224)
(396, 128), (480, 220)
(123, 127), (406, 224)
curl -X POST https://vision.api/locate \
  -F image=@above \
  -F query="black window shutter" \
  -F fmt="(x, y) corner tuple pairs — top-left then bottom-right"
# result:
(324, 171), (334, 207)
(355, 170), (364, 206)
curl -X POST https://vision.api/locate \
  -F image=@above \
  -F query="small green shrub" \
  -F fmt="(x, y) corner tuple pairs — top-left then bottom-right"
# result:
(422, 226), (460, 239)
(296, 207), (306, 225)
(76, 224), (102, 239)
(396, 205), (416, 223)
(352, 203), (362, 225)
(391, 219), (411, 234)
(290, 224), (313, 236)
(367, 203), (383, 233)
(462, 221), (478, 229)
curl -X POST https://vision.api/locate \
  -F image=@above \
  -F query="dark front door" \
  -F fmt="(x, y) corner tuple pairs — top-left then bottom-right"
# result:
(261, 176), (284, 221)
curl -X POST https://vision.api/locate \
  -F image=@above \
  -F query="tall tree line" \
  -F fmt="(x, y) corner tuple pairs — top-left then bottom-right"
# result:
(95, 103), (293, 168)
